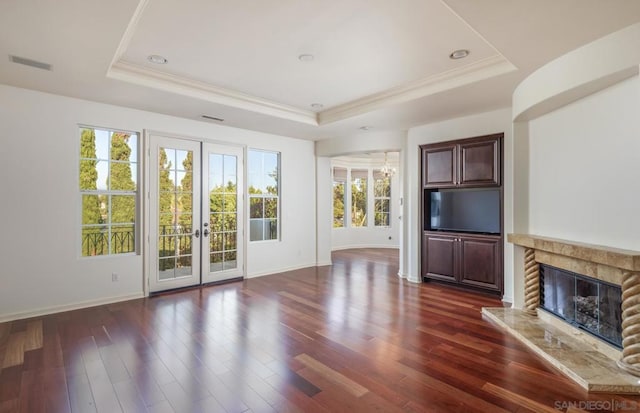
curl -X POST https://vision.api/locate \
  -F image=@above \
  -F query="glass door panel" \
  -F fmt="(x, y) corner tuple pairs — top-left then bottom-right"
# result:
(149, 136), (201, 292)
(202, 143), (243, 283)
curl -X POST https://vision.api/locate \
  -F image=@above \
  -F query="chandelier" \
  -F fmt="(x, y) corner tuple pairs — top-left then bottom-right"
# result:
(380, 152), (396, 178)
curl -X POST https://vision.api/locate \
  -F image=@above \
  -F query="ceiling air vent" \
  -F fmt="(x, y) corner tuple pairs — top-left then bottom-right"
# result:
(9, 55), (52, 71)
(201, 115), (224, 122)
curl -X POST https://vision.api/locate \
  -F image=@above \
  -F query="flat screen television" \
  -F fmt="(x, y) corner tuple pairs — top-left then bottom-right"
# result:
(428, 188), (500, 234)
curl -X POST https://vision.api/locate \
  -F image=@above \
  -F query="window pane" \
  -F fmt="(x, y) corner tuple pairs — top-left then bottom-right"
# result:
(159, 236), (175, 257)
(224, 213), (237, 231)
(333, 181), (345, 228)
(225, 232), (237, 250)
(175, 150), (189, 171)
(94, 129), (109, 160)
(264, 152), (279, 195)
(111, 195), (135, 224)
(112, 225), (135, 254)
(82, 195), (102, 225)
(96, 160), (108, 190)
(223, 155), (237, 187)
(127, 134), (138, 162)
(351, 170), (367, 227)
(176, 255), (192, 276)
(210, 232), (223, 252)
(161, 148), (175, 170)
(110, 133), (133, 161)
(247, 150), (263, 191)
(209, 153), (223, 189)
(264, 198), (277, 219)
(250, 197), (264, 219)
(250, 219), (264, 241)
(210, 253), (224, 272)
(374, 177), (390, 197)
(110, 162), (136, 190)
(79, 160), (98, 190)
(265, 219), (278, 240)
(210, 213), (223, 232)
(159, 258), (176, 280)
(81, 227), (107, 257)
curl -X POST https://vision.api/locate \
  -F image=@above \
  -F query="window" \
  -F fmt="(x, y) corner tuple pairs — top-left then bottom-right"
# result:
(351, 169), (367, 227)
(332, 167), (346, 228)
(79, 127), (138, 256)
(374, 170), (391, 227)
(248, 149), (279, 241)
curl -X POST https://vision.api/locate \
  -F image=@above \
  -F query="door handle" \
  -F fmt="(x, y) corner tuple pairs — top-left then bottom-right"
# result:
(194, 229), (200, 238)
(203, 229), (210, 237)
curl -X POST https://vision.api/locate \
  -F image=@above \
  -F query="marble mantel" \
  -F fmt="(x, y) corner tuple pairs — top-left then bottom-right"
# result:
(483, 233), (640, 393)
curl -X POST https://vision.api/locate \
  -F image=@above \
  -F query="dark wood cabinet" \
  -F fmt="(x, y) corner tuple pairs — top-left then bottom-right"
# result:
(423, 232), (457, 283)
(423, 134), (500, 188)
(459, 235), (501, 291)
(420, 133), (504, 296)
(423, 232), (502, 293)
(422, 144), (456, 187)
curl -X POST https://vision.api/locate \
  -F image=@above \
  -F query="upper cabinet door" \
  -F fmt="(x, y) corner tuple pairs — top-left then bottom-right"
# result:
(423, 144), (457, 188)
(458, 137), (500, 187)
(422, 134), (501, 189)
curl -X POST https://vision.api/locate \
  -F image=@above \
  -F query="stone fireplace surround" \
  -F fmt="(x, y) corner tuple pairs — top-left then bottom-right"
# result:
(482, 234), (640, 394)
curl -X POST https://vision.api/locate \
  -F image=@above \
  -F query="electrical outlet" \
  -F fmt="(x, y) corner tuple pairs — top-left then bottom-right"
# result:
(111, 272), (119, 282)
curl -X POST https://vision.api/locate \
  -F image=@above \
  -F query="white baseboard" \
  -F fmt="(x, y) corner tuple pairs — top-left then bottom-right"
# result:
(316, 260), (332, 266)
(502, 295), (514, 305)
(406, 275), (421, 283)
(331, 244), (400, 251)
(0, 292), (145, 323)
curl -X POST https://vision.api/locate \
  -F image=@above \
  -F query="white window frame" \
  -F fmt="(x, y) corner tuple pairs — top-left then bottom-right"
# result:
(350, 169), (368, 228)
(78, 125), (140, 257)
(373, 170), (391, 228)
(332, 167), (347, 228)
(248, 148), (280, 242)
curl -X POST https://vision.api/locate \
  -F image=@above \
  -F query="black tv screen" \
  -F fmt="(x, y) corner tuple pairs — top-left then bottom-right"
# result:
(429, 188), (500, 234)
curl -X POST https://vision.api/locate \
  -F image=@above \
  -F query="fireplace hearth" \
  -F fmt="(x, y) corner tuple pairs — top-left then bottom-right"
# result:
(540, 264), (622, 348)
(484, 234), (640, 393)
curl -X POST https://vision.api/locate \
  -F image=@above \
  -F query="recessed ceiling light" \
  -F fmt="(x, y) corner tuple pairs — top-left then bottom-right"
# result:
(359, 126), (372, 131)
(311, 103), (324, 110)
(449, 49), (469, 60)
(148, 54), (168, 64)
(298, 54), (314, 62)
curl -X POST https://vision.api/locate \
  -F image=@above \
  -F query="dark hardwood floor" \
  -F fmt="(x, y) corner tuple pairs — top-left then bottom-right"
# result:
(1, 248), (639, 412)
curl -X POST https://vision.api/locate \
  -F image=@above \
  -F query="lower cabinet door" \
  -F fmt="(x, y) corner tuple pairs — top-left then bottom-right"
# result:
(424, 233), (457, 283)
(458, 235), (501, 292)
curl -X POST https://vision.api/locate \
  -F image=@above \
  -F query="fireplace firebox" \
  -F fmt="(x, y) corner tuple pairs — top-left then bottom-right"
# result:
(540, 264), (622, 348)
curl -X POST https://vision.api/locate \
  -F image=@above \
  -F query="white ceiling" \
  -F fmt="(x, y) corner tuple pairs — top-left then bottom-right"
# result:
(1, 0), (639, 141)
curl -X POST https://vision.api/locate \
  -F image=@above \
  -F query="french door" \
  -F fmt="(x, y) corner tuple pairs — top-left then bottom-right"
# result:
(148, 134), (244, 293)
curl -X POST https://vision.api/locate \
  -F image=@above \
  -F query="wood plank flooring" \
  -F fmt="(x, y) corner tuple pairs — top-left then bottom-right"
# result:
(1, 248), (639, 412)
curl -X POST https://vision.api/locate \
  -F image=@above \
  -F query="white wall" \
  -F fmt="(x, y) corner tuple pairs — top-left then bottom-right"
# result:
(0, 84), (316, 320)
(330, 161), (401, 250)
(407, 108), (514, 302)
(528, 75), (640, 250)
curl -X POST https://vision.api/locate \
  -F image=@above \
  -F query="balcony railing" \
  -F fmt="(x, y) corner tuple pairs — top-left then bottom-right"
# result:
(81, 226), (135, 256)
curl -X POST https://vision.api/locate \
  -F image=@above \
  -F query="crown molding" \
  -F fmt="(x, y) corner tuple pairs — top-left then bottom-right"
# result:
(107, 60), (318, 125)
(109, 0), (152, 68)
(318, 54), (517, 125)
